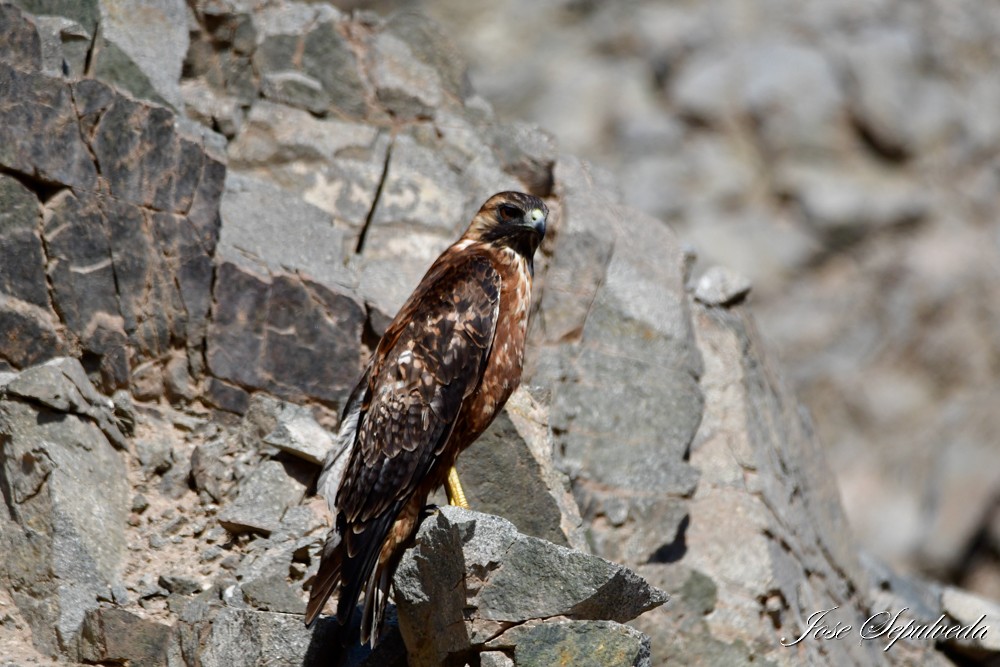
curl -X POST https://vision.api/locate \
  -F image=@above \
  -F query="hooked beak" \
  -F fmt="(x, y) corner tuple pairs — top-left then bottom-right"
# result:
(529, 206), (547, 239)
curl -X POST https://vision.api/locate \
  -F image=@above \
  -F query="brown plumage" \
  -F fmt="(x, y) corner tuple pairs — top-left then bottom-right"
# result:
(305, 191), (548, 645)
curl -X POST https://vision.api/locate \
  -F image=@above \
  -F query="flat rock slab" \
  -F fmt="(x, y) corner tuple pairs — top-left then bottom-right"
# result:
(217, 460), (307, 536)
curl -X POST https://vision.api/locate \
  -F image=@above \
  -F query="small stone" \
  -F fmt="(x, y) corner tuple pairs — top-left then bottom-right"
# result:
(149, 535), (166, 550)
(131, 494), (150, 513)
(220, 555), (241, 571)
(164, 352), (197, 402)
(201, 546), (224, 562)
(204, 376), (251, 414)
(131, 361), (164, 401)
(693, 266), (752, 306)
(263, 404), (333, 466)
(135, 437), (174, 476)
(158, 574), (202, 596)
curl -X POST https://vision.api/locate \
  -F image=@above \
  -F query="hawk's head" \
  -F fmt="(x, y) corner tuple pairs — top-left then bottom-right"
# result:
(465, 191), (548, 262)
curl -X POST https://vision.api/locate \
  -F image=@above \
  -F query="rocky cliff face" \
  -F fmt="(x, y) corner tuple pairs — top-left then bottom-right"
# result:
(0, 2), (997, 666)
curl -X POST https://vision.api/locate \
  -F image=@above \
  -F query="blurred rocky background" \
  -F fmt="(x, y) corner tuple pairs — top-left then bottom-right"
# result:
(407, 0), (1000, 601)
(0, 1), (998, 666)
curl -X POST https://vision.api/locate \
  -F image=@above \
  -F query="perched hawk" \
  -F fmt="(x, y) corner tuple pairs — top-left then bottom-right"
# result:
(305, 191), (548, 645)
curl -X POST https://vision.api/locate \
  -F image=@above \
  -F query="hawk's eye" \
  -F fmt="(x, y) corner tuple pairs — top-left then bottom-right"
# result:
(498, 204), (522, 222)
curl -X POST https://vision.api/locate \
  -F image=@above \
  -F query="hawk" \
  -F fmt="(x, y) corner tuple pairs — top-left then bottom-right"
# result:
(305, 191), (548, 645)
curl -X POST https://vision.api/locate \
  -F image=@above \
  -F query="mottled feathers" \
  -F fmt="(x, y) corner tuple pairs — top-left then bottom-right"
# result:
(305, 191), (548, 646)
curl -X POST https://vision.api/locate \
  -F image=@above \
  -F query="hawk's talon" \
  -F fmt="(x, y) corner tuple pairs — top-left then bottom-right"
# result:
(446, 466), (470, 509)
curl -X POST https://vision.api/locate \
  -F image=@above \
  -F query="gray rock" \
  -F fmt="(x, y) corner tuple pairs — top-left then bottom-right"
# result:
(226, 102), (387, 234)
(204, 377), (250, 415)
(207, 171), (366, 405)
(135, 436), (174, 476)
(480, 651), (515, 667)
(0, 298), (66, 372)
(0, 389), (129, 657)
(1, 356), (127, 449)
(301, 19), (368, 117)
(840, 27), (921, 159)
(511, 620), (651, 667)
(0, 62), (97, 189)
(164, 351), (197, 402)
(217, 460), (307, 536)
(190, 440), (230, 503)
(78, 607), (173, 667)
(370, 30), (443, 120)
(383, 9), (470, 103)
(455, 387), (586, 550)
(179, 606), (341, 667)
(91, 0), (188, 109)
(776, 163), (929, 239)
(217, 172), (356, 291)
(263, 403), (333, 466)
(394, 507), (667, 666)
(487, 120), (557, 197)
(159, 574), (203, 596)
(369, 133), (467, 235)
(541, 160), (704, 564)
(8, 0), (100, 36)
(693, 265), (752, 306)
(260, 70), (330, 114)
(0, 175), (49, 311)
(33, 15), (90, 78)
(240, 573), (305, 614)
(0, 3), (42, 70)
(207, 258), (365, 406)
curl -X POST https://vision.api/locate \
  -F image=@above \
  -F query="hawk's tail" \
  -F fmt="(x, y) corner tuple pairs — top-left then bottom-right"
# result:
(306, 507), (401, 644)
(305, 529), (344, 627)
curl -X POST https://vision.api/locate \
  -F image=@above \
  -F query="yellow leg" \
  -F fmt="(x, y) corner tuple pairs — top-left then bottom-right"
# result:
(446, 466), (470, 509)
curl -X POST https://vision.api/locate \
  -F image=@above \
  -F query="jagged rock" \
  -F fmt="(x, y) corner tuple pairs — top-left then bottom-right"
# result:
(78, 607), (172, 667)
(217, 172), (356, 291)
(0, 9), (223, 393)
(190, 440), (231, 502)
(394, 506), (666, 666)
(33, 14), (90, 78)
(0, 363), (129, 657)
(1, 357), (127, 449)
(370, 30), (443, 120)
(263, 403), (333, 466)
(456, 387), (586, 550)
(89, 0), (188, 109)
(0, 3), (42, 68)
(217, 460), (307, 536)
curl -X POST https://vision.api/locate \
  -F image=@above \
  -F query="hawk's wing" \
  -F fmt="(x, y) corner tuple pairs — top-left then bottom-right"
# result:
(306, 252), (501, 628)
